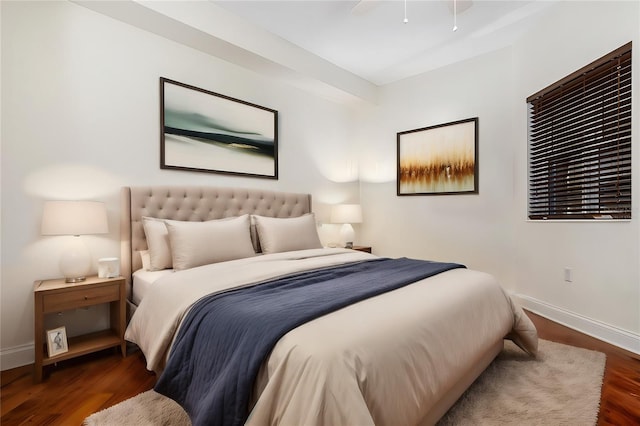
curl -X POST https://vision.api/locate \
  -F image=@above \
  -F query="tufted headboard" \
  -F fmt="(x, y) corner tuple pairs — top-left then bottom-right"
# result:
(120, 186), (312, 301)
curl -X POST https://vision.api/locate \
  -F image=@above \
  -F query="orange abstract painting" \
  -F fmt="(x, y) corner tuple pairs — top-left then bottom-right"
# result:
(397, 118), (478, 195)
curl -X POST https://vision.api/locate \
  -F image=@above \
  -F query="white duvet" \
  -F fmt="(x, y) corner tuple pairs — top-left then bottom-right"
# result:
(125, 248), (537, 425)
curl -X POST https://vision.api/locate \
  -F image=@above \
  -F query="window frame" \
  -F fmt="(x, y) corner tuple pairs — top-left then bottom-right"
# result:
(527, 42), (632, 220)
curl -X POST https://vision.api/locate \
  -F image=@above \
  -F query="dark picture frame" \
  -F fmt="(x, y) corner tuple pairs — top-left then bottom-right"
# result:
(160, 77), (278, 179)
(397, 117), (478, 196)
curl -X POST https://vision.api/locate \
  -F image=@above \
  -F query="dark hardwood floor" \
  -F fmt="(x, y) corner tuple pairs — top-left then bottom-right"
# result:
(1, 311), (638, 425)
(525, 311), (640, 426)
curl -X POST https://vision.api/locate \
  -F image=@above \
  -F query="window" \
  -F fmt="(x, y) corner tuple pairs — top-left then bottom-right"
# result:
(527, 42), (632, 220)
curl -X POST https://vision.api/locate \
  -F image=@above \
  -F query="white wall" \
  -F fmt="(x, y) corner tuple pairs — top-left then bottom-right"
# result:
(357, 1), (639, 352)
(356, 47), (519, 291)
(511, 0), (640, 350)
(0, 1), (359, 369)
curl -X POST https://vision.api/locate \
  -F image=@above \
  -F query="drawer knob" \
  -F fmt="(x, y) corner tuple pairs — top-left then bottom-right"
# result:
(84, 296), (88, 300)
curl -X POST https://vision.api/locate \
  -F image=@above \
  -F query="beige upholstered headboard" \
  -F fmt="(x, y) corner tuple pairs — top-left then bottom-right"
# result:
(120, 186), (312, 301)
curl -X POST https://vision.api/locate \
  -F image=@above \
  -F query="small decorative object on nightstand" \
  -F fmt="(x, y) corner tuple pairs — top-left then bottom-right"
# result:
(33, 275), (126, 383)
(98, 257), (120, 278)
(352, 246), (372, 253)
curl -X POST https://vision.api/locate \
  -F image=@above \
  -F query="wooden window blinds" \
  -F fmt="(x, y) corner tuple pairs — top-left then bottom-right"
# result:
(527, 42), (632, 220)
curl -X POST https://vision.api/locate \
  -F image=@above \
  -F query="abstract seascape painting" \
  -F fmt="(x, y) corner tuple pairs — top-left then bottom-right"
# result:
(160, 78), (278, 179)
(397, 118), (478, 196)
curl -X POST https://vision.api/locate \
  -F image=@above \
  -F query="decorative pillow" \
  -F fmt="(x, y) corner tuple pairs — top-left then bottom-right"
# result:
(139, 250), (151, 271)
(249, 215), (261, 253)
(253, 213), (322, 254)
(165, 214), (255, 271)
(141, 217), (172, 271)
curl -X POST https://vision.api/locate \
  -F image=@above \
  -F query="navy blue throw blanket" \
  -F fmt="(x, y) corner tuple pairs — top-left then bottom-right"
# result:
(155, 257), (464, 426)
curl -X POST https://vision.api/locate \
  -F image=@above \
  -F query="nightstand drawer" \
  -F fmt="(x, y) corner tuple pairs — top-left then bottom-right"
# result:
(43, 284), (119, 312)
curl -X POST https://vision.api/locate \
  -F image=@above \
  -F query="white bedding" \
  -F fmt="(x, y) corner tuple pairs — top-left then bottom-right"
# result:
(125, 248), (537, 425)
(131, 269), (174, 305)
(126, 248), (376, 371)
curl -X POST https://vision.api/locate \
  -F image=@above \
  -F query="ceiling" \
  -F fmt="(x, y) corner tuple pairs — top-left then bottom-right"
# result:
(75, 0), (557, 103)
(214, 0), (556, 85)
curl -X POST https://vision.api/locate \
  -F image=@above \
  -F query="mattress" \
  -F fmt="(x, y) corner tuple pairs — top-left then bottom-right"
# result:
(132, 269), (174, 306)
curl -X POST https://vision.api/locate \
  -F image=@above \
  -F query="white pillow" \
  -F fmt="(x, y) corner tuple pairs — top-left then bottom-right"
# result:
(165, 215), (255, 271)
(253, 213), (322, 254)
(142, 217), (173, 271)
(139, 250), (151, 271)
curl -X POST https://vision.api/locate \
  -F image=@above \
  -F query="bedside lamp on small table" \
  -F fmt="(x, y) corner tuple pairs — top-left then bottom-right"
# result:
(331, 204), (363, 249)
(41, 200), (108, 283)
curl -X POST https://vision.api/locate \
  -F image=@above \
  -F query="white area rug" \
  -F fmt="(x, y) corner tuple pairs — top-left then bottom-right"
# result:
(437, 339), (605, 425)
(84, 339), (605, 426)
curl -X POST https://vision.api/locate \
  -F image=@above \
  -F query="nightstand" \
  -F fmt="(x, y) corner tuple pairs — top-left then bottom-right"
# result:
(352, 246), (372, 253)
(33, 276), (126, 383)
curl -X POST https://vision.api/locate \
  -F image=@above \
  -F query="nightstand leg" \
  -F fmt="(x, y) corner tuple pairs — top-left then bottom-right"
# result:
(34, 291), (44, 383)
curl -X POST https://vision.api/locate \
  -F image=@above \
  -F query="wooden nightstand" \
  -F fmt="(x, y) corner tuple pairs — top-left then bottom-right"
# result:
(33, 276), (126, 383)
(352, 246), (372, 253)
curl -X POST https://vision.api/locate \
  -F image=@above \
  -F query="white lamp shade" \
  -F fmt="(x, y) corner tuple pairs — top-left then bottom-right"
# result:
(330, 204), (363, 224)
(42, 201), (108, 236)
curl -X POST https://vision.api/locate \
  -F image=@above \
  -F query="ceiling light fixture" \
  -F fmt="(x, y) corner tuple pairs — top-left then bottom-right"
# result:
(453, 0), (458, 31)
(403, 0), (408, 24)
(401, 0), (461, 30)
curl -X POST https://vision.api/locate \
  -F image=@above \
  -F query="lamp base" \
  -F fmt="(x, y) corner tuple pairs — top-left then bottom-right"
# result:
(60, 236), (92, 284)
(339, 224), (355, 249)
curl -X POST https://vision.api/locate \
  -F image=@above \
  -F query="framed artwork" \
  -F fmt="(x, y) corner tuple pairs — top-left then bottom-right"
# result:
(397, 117), (478, 196)
(46, 326), (68, 357)
(160, 78), (278, 179)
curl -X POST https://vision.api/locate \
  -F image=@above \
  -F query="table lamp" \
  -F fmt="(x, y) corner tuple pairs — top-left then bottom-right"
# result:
(41, 200), (108, 282)
(331, 204), (363, 249)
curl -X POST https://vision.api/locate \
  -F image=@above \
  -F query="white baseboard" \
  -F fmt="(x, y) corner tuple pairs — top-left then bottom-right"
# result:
(515, 294), (640, 356)
(0, 343), (34, 371)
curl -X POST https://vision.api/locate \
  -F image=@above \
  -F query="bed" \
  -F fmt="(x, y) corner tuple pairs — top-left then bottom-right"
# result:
(121, 185), (538, 426)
